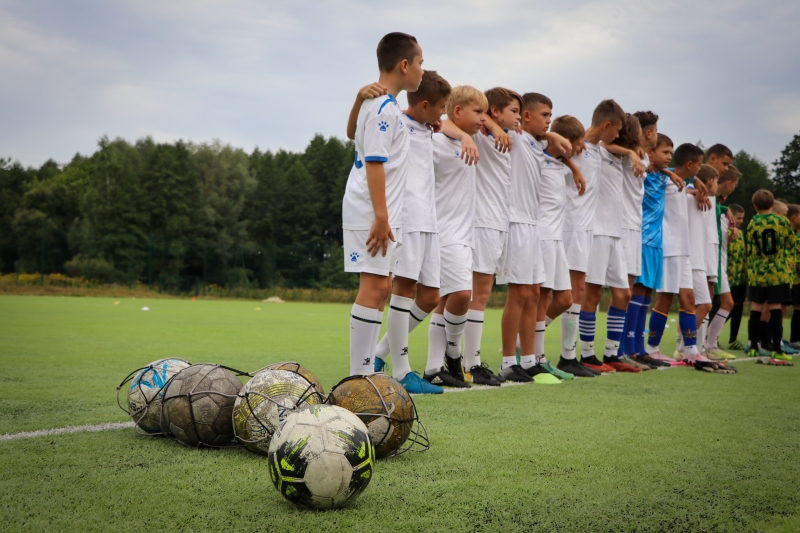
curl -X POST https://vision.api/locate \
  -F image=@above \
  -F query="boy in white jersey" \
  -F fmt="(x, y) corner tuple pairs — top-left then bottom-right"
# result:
(462, 87), (521, 386)
(341, 32), (423, 377)
(347, 71), (453, 394)
(559, 100), (640, 373)
(497, 93), (570, 382)
(422, 86), (488, 388)
(528, 115), (588, 382)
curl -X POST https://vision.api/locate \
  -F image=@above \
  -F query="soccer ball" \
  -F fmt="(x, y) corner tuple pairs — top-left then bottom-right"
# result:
(268, 404), (374, 510)
(258, 361), (325, 395)
(327, 373), (415, 459)
(161, 363), (243, 447)
(125, 358), (191, 433)
(233, 369), (323, 455)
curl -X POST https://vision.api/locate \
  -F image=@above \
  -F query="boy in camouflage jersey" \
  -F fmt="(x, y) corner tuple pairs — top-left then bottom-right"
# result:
(787, 204), (800, 348)
(746, 190), (795, 360)
(725, 204), (747, 349)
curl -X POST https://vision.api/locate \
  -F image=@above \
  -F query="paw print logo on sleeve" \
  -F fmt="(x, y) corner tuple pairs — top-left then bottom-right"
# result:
(350, 252), (360, 262)
(378, 121), (389, 132)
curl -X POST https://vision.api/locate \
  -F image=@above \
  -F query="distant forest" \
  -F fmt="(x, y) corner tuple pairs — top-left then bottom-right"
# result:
(2, 131), (799, 289)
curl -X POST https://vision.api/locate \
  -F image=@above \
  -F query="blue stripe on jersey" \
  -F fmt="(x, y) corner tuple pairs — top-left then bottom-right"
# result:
(364, 156), (388, 162)
(377, 94), (397, 115)
(354, 151), (363, 169)
(641, 170), (668, 248)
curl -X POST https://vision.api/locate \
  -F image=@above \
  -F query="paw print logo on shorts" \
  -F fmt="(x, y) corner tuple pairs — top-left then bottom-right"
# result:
(350, 252), (360, 262)
(378, 121), (389, 132)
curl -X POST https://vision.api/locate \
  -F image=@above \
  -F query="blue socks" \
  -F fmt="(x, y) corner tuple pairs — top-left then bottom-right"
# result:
(679, 310), (698, 356)
(622, 295), (645, 355)
(647, 309), (668, 352)
(635, 297), (651, 355)
(605, 306), (626, 357)
(579, 310), (596, 356)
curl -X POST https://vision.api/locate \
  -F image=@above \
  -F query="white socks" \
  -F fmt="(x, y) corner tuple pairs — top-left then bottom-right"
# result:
(443, 310), (467, 359)
(463, 309), (484, 371)
(519, 354), (537, 369)
(706, 309), (729, 350)
(501, 355), (516, 370)
(349, 303), (382, 375)
(698, 315), (709, 349)
(426, 313), (447, 373)
(375, 301), (430, 361)
(561, 303), (580, 359)
(386, 295), (413, 380)
(533, 321), (546, 360)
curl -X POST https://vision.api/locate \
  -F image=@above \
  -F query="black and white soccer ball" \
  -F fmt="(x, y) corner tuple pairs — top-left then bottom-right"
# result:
(268, 404), (375, 510)
(232, 368), (323, 455)
(126, 358), (191, 433)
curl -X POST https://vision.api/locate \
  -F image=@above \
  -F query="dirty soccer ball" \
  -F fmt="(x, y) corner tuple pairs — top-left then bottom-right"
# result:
(233, 368), (323, 455)
(259, 361), (325, 396)
(327, 373), (415, 459)
(126, 358), (191, 433)
(268, 404), (374, 510)
(161, 363), (243, 447)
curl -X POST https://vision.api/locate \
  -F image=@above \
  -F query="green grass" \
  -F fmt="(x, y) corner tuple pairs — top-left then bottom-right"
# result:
(1, 294), (799, 532)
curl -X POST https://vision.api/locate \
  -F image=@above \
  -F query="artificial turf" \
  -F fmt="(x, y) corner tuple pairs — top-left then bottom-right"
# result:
(1, 294), (799, 532)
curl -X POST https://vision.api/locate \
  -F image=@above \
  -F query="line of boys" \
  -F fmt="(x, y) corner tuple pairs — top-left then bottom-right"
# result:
(343, 32), (766, 394)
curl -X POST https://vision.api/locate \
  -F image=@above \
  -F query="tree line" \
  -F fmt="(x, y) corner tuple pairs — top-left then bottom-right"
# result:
(1, 132), (799, 289)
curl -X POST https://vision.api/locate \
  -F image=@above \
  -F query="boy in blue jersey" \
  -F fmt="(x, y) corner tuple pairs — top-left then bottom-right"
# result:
(341, 32), (424, 377)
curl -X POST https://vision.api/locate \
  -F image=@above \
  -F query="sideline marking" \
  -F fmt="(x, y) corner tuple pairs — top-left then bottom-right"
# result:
(0, 421), (135, 441)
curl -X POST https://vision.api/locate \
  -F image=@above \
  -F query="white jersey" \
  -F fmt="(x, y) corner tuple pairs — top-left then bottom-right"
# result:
(662, 179), (691, 257)
(687, 187), (707, 270)
(720, 213), (730, 255)
(342, 95), (409, 231)
(621, 152), (647, 230)
(592, 148), (624, 237)
(538, 153), (568, 240)
(401, 114), (437, 233)
(433, 133), (476, 247)
(564, 140), (602, 231)
(473, 132), (511, 232)
(706, 196), (719, 245)
(508, 130), (546, 225)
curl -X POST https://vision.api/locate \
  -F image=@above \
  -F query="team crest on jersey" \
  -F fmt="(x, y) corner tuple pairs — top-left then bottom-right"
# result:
(409, 127), (415, 135)
(454, 151), (460, 158)
(378, 121), (388, 132)
(399, 119), (404, 129)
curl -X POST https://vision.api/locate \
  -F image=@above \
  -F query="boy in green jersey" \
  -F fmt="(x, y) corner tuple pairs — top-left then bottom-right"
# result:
(787, 204), (800, 348)
(746, 189), (795, 360)
(725, 204), (747, 349)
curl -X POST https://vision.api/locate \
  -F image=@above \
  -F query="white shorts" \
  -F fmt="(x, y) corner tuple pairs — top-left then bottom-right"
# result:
(497, 223), (545, 286)
(440, 245), (473, 297)
(343, 228), (401, 276)
(393, 231), (440, 288)
(621, 228), (642, 277)
(719, 252), (730, 294)
(662, 256), (692, 294)
(563, 230), (593, 273)
(540, 239), (571, 291)
(706, 244), (719, 283)
(585, 235), (628, 289)
(473, 227), (507, 276)
(693, 269), (712, 305)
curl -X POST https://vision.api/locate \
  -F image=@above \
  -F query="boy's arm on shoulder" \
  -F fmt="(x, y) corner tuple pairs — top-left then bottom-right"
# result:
(663, 169), (684, 191)
(346, 83), (388, 140)
(481, 116), (512, 153)
(602, 142), (643, 177)
(542, 132), (572, 158)
(563, 158), (586, 196)
(439, 120), (479, 166)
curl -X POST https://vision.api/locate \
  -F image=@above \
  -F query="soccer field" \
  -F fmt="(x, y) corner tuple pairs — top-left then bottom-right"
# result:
(1, 295), (798, 532)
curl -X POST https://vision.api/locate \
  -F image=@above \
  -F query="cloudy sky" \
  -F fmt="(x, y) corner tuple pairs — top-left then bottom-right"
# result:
(2, 0), (799, 168)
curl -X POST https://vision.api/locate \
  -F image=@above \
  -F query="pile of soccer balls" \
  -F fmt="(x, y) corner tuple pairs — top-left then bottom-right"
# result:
(117, 359), (428, 510)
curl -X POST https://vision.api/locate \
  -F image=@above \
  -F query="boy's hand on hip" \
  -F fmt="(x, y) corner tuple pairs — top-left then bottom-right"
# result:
(366, 218), (395, 257)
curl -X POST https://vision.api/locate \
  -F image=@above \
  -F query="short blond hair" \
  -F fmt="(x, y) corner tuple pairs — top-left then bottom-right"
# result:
(695, 164), (719, 185)
(446, 85), (488, 120)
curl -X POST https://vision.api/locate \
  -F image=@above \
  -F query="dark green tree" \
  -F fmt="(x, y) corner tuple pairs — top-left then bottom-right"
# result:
(772, 132), (800, 205)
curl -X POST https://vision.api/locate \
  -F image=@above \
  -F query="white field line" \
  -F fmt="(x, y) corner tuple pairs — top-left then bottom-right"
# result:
(0, 357), (769, 438)
(0, 421), (135, 441)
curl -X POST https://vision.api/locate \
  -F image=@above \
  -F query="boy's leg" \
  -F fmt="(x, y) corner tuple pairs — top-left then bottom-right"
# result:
(500, 283), (538, 382)
(705, 291), (734, 355)
(383, 276), (417, 379)
(351, 273), (390, 375)
(728, 285), (745, 346)
(561, 270), (585, 360)
(426, 297), (447, 374)
(464, 272), (493, 373)
(676, 288), (701, 360)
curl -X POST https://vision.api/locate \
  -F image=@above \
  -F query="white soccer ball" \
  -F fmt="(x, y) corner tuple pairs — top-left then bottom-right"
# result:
(268, 404), (375, 510)
(232, 369), (323, 455)
(126, 358), (190, 433)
